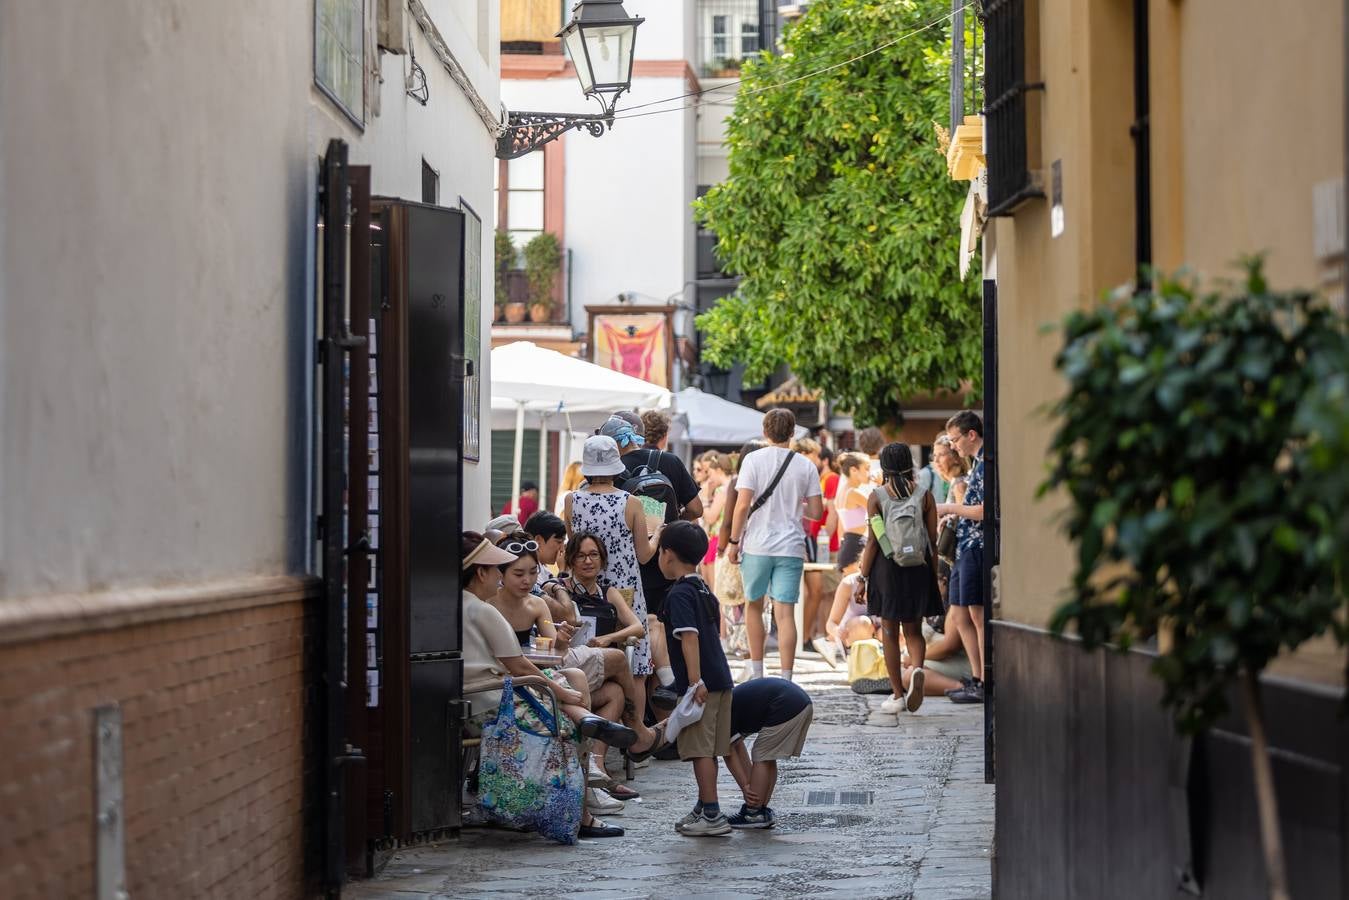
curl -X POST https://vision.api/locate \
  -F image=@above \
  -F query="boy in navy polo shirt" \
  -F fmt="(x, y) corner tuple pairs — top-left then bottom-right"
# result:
(723, 679), (814, 828)
(658, 521), (736, 837)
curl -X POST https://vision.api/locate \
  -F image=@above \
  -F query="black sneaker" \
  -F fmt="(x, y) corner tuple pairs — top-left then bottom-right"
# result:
(944, 675), (975, 698)
(728, 805), (775, 829)
(949, 681), (985, 704)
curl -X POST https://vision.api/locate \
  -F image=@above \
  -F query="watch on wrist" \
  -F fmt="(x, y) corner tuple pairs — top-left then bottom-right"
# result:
(729, 538), (740, 545)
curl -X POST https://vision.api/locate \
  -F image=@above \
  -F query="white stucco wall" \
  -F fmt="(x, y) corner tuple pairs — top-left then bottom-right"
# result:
(321, 4), (501, 529)
(630, 0), (696, 61)
(0, 1), (498, 598)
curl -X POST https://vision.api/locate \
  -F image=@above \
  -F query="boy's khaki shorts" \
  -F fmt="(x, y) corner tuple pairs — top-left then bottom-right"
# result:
(750, 704), (814, 762)
(677, 689), (733, 760)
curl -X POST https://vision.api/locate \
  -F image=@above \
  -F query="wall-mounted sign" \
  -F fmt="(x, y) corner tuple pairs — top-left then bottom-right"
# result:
(588, 307), (674, 388)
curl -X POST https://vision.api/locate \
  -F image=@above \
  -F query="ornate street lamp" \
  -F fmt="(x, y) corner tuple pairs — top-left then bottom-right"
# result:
(496, 0), (645, 160)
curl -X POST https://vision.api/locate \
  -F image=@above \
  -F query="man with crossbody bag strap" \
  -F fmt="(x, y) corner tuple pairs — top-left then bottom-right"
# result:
(726, 409), (824, 681)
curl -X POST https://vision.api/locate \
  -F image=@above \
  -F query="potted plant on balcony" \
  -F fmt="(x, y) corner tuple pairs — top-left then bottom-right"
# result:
(494, 229), (515, 322)
(523, 231), (561, 324)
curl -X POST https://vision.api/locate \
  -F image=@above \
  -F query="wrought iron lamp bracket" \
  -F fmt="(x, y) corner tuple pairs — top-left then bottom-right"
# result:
(496, 110), (614, 160)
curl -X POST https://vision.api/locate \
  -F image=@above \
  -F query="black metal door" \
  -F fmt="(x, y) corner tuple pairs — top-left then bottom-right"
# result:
(401, 202), (467, 834)
(318, 139), (367, 896)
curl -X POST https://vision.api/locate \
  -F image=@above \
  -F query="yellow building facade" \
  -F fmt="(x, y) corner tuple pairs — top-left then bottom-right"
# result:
(984, 1), (1346, 896)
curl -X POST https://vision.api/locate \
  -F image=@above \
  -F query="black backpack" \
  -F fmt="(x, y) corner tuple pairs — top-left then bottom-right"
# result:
(619, 449), (681, 524)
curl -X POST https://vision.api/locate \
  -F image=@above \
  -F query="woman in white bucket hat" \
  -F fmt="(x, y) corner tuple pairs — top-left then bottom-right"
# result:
(563, 435), (660, 699)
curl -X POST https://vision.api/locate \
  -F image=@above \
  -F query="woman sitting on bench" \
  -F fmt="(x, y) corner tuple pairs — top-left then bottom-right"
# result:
(461, 530), (634, 839)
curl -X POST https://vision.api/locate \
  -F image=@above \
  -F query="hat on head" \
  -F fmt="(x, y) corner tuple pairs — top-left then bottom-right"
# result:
(463, 538), (517, 569)
(613, 410), (645, 436)
(581, 435), (628, 477)
(485, 514), (521, 533)
(598, 415), (645, 449)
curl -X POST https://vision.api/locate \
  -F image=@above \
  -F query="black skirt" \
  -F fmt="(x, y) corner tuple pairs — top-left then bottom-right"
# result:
(867, 551), (943, 624)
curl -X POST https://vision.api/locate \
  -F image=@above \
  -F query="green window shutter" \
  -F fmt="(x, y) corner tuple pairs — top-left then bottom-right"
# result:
(490, 429), (541, 518)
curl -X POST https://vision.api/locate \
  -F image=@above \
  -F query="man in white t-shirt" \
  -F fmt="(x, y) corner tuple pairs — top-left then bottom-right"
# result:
(726, 408), (824, 681)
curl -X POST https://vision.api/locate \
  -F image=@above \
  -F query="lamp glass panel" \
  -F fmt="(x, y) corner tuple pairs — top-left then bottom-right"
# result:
(581, 23), (635, 88)
(562, 27), (594, 93)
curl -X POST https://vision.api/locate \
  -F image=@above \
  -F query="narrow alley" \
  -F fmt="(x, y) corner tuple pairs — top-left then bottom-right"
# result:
(350, 654), (993, 900)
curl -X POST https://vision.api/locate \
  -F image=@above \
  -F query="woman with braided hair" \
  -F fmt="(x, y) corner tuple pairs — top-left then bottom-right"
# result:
(856, 443), (943, 717)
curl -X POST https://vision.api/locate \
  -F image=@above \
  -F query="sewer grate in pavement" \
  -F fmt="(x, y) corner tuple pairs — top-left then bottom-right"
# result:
(776, 812), (871, 831)
(806, 790), (875, 805)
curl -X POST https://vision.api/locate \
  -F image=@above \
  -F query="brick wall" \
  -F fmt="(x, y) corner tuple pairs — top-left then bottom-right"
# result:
(0, 577), (320, 900)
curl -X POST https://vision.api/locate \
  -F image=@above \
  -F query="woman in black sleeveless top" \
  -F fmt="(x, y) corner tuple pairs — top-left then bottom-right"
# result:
(559, 533), (646, 649)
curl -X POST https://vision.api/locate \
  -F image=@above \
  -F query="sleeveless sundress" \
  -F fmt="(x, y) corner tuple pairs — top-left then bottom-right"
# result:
(569, 489), (652, 674)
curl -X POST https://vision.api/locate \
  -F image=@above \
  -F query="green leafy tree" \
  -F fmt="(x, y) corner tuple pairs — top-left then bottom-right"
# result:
(1042, 261), (1349, 900)
(695, 0), (981, 424)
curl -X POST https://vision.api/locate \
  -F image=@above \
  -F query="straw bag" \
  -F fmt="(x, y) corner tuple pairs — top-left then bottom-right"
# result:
(713, 559), (747, 607)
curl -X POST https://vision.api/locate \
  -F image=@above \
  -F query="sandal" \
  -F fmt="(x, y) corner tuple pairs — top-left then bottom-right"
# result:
(606, 783), (641, 801)
(625, 720), (669, 763)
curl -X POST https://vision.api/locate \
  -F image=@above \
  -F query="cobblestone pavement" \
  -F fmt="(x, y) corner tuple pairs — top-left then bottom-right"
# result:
(347, 651), (993, 900)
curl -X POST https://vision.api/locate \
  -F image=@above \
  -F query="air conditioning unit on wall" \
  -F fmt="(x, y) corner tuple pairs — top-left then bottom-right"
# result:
(378, 0), (409, 54)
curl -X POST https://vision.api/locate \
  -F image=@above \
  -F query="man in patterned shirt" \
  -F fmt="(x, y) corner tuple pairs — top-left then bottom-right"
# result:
(937, 411), (986, 704)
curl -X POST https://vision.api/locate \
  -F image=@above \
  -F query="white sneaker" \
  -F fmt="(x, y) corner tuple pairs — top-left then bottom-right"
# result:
(736, 663), (760, 683)
(906, 668), (926, 713)
(677, 813), (733, 836)
(585, 787), (625, 815)
(879, 695), (904, 714)
(811, 636), (839, 669)
(587, 757), (611, 787)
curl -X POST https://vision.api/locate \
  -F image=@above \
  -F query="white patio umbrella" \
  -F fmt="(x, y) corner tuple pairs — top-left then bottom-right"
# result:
(672, 387), (807, 446)
(490, 342), (671, 513)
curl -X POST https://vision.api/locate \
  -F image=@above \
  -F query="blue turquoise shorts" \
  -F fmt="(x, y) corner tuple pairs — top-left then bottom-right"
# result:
(740, 553), (805, 604)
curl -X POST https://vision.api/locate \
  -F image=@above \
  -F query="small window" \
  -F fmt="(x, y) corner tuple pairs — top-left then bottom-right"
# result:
(983, 0), (1043, 215)
(503, 152), (545, 249)
(712, 15), (730, 57)
(315, 0), (365, 127)
(421, 160), (439, 205)
(740, 22), (759, 55)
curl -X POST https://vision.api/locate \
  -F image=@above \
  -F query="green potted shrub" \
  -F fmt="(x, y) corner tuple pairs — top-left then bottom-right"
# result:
(493, 229), (515, 322)
(522, 232), (562, 324)
(1042, 259), (1349, 900)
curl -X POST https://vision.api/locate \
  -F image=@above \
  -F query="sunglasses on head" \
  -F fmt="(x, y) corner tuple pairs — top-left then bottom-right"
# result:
(502, 539), (539, 555)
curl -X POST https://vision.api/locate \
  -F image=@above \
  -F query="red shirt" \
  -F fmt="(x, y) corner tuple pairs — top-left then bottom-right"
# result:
(806, 472), (841, 552)
(503, 494), (538, 526)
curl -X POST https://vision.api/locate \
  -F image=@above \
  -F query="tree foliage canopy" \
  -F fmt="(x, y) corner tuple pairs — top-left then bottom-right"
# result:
(1043, 261), (1349, 733)
(694, 0), (981, 424)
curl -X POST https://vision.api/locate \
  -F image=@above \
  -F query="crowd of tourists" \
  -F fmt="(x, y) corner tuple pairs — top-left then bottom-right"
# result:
(464, 404), (987, 844)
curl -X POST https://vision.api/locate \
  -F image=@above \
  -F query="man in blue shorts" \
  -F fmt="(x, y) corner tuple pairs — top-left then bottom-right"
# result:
(726, 408), (824, 682)
(937, 410), (986, 703)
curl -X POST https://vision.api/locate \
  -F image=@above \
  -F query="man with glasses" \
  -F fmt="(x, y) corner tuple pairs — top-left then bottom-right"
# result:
(936, 411), (986, 704)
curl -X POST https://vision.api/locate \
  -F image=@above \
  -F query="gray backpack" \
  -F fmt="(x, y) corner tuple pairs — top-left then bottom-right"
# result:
(879, 481), (929, 567)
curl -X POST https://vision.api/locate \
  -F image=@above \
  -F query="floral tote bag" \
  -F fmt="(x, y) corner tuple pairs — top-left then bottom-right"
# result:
(477, 676), (584, 844)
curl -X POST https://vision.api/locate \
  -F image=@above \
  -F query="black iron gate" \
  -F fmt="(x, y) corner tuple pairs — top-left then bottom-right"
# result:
(982, 277), (999, 785)
(318, 139), (368, 897)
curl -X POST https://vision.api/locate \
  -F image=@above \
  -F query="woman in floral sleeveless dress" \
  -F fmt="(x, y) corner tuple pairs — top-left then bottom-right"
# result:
(564, 436), (658, 678)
